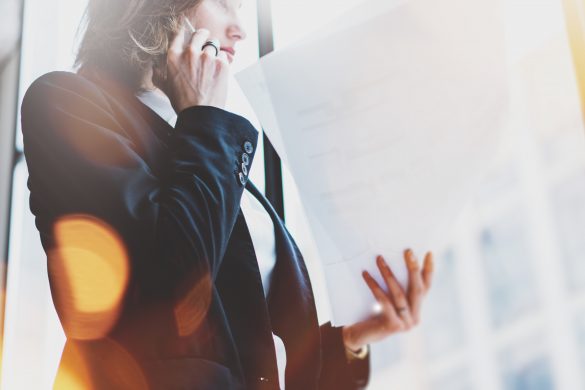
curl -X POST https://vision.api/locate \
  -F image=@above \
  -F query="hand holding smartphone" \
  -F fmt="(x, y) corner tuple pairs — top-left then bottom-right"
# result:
(158, 16), (230, 112)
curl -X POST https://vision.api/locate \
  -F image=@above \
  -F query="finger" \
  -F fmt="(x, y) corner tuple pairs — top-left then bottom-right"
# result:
(362, 271), (405, 331)
(169, 21), (188, 58)
(189, 28), (211, 54)
(202, 41), (219, 57)
(362, 271), (393, 312)
(405, 249), (425, 324)
(216, 50), (229, 67)
(376, 255), (414, 328)
(214, 51), (230, 77)
(422, 252), (434, 291)
(362, 272), (398, 319)
(215, 51), (230, 83)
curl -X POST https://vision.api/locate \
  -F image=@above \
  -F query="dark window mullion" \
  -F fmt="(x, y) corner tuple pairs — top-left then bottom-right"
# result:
(256, 0), (285, 221)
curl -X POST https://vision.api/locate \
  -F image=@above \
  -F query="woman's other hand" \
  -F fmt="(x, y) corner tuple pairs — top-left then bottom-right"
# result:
(342, 250), (434, 352)
(161, 22), (230, 112)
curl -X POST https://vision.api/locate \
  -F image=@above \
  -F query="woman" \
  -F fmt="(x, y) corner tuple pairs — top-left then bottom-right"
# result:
(21, 0), (434, 389)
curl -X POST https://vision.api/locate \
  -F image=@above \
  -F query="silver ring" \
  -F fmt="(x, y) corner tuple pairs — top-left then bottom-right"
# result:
(201, 39), (220, 56)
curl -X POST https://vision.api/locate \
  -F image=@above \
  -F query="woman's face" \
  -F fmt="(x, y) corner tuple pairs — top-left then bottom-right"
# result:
(188, 0), (247, 64)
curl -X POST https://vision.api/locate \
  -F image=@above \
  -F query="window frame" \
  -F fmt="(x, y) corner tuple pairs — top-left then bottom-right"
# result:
(0, 0), (25, 356)
(257, 0), (285, 220)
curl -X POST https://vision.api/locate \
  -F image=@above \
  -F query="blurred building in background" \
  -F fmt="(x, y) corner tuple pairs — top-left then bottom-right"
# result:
(0, 0), (584, 389)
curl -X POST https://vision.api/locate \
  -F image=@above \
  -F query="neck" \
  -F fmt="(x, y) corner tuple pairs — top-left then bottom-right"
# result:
(142, 67), (156, 91)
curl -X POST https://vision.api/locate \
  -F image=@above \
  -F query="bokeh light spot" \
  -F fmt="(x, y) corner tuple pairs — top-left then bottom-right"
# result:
(174, 273), (213, 337)
(50, 215), (130, 340)
(54, 339), (148, 390)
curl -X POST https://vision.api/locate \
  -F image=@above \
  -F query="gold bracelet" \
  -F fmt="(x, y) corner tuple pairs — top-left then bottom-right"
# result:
(345, 344), (369, 361)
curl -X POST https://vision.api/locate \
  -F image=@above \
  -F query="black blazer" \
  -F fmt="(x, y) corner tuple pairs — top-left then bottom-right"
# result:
(21, 69), (369, 390)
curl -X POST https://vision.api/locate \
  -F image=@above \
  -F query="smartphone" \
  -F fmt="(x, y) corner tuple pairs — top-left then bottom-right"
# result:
(183, 17), (197, 45)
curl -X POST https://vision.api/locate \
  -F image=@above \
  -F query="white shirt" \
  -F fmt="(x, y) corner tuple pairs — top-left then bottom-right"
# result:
(137, 90), (287, 388)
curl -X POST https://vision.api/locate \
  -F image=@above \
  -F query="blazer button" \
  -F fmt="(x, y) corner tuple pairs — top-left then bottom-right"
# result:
(239, 172), (247, 186)
(242, 163), (248, 176)
(242, 153), (250, 166)
(258, 377), (269, 383)
(244, 141), (254, 154)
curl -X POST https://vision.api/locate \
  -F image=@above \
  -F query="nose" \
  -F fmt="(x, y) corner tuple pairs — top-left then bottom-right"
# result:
(228, 19), (247, 42)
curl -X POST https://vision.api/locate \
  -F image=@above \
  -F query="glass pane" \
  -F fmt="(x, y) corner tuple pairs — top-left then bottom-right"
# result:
(550, 171), (585, 292)
(499, 340), (556, 390)
(0, 0), (21, 63)
(480, 211), (540, 329)
(15, 0), (88, 151)
(576, 311), (585, 370)
(502, 356), (555, 390)
(1, 161), (64, 390)
(422, 250), (466, 360)
(432, 368), (474, 390)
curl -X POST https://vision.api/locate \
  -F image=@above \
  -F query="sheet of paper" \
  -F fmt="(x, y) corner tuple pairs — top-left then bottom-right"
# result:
(237, 0), (508, 325)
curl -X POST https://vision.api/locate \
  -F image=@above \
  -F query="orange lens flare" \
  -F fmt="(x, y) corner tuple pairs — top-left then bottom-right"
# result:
(53, 343), (91, 390)
(50, 215), (130, 340)
(54, 339), (148, 390)
(174, 273), (213, 337)
(562, 0), (585, 125)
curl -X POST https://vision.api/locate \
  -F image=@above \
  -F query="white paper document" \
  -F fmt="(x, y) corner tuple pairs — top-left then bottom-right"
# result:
(237, 0), (508, 325)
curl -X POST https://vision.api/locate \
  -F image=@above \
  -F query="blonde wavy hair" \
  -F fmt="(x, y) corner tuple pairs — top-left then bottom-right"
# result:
(76, 0), (202, 91)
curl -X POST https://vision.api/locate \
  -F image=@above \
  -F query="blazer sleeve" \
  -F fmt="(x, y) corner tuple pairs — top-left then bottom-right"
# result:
(21, 72), (258, 309)
(319, 322), (370, 390)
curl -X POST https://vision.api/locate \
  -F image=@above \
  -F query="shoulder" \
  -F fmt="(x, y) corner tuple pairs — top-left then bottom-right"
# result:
(23, 71), (110, 113)
(20, 70), (134, 158)
(28, 70), (95, 90)
(21, 71), (125, 141)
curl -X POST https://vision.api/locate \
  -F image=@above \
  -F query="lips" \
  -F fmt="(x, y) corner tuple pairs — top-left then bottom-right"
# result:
(220, 47), (235, 63)
(220, 47), (235, 56)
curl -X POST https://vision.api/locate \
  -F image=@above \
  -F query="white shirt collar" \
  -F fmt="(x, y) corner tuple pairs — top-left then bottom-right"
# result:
(136, 89), (178, 127)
